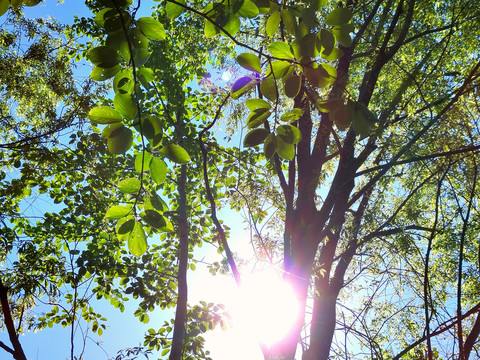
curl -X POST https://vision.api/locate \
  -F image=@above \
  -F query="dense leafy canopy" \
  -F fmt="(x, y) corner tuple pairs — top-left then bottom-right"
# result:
(0, 1), (480, 360)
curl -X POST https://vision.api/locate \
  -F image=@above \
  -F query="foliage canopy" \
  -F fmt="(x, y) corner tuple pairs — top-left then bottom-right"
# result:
(0, 0), (480, 360)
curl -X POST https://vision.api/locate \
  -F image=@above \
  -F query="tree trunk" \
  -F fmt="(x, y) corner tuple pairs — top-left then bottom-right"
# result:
(0, 280), (27, 360)
(169, 165), (189, 360)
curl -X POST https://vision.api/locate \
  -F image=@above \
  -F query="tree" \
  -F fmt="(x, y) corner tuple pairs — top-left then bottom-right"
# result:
(2, 0), (480, 360)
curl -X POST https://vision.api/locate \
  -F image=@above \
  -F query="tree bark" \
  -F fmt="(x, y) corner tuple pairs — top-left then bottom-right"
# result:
(0, 280), (27, 360)
(169, 165), (189, 360)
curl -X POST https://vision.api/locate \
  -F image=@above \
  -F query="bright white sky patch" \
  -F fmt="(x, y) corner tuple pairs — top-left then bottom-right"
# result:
(221, 71), (232, 81)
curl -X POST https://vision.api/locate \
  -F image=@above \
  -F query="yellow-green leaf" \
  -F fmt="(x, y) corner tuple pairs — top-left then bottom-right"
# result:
(237, 53), (262, 73)
(150, 157), (167, 184)
(159, 144), (190, 164)
(88, 106), (123, 124)
(137, 17), (166, 40)
(128, 221), (147, 256)
(105, 205), (131, 219)
(266, 11), (281, 37)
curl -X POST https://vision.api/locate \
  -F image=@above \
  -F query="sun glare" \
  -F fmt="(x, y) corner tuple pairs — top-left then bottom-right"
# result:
(231, 268), (300, 347)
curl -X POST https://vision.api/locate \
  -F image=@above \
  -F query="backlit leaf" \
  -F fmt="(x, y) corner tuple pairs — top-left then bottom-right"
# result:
(159, 144), (190, 164)
(266, 11), (281, 37)
(284, 73), (301, 98)
(105, 205), (131, 219)
(114, 93), (137, 119)
(281, 9), (296, 35)
(88, 106), (123, 124)
(277, 124), (302, 144)
(135, 151), (152, 172)
(90, 65), (121, 81)
(275, 136), (295, 160)
(166, 0), (185, 19)
(246, 98), (271, 111)
(244, 128), (269, 147)
(150, 158), (167, 184)
(269, 41), (294, 59)
(238, 0), (259, 18)
(260, 78), (277, 102)
(117, 178), (141, 194)
(237, 53), (262, 73)
(87, 46), (121, 68)
(137, 17), (166, 40)
(325, 7), (353, 26)
(128, 221), (147, 256)
(108, 126), (134, 154)
(142, 210), (166, 229)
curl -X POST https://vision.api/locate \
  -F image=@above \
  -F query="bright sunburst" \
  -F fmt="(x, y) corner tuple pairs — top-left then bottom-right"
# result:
(231, 268), (300, 347)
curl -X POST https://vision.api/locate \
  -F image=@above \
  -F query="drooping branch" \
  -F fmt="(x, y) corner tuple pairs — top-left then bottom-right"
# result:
(198, 95), (241, 285)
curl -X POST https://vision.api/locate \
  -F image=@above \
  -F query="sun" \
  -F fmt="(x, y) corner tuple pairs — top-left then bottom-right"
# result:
(230, 268), (300, 347)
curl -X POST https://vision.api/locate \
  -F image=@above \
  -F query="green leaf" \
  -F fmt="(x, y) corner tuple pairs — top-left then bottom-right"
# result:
(135, 151), (152, 172)
(87, 46), (121, 68)
(105, 205), (131, 219)
(321, 47), (344, 61)
(117, 178), (141, 194)
(10, 0), (23, 8)
(263, 133), (276, 159)
(275, 136), (295, 160)
(128, 221), (147, 256)
(304, 65), (330, 88)
(102, 123), (124, 138)
(0, 0), (8, 16)
(150, 192), (168, 212)
(114, 93), (137, 119)
(247, 109), (271, 128)
(88, 106), (123, 124)
(224, 16), (241, 35)
(142, 116), (163, 147)
(90, 65), (121, 81)
(281, 9), (296, 35)
(332, 24), (354, 47)
(137, 67), (155, 87)
(246, 98), (271, 111)
(244, 128), (269, 147)
(280, 108), (304, 122)
(166, 0), (185, 19)
(116, 217), (135, 240)
(284, 73), (301, 98)
(114, 69), (134, 95)
(325, 7), (353, 26)
(142, 210), (166, 229)
(330, 101), (353, 131)
(150, 158), (167, 184)
(238, 0), (259, 18)
(236, 53), (262, 73)
(269, 41), (294, 59)
(260, 78), (277, 102)
(266, 11), (281, 37)
(267, 61), (291, 78)
(204, 20), (219, 37)
(137, 17), (166, 40)
(277, 124), (302, 144)
(108, 126), (134, 154)
(231, 76), (257, 99)
(159, 144), (190, 164)
(132, 48), (152, 67)
(317, 28), (335, 55)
